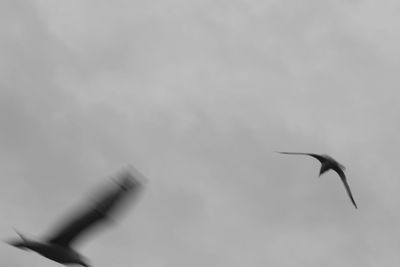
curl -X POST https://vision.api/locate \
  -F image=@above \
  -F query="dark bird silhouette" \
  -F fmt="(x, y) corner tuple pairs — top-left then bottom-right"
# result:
(277, 152), (357, 209)
(6, 166), (146, 266)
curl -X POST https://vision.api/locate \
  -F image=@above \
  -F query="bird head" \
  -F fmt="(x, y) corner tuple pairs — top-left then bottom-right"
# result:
(78, 259), (91, 267)
(77, 255), (91, 267)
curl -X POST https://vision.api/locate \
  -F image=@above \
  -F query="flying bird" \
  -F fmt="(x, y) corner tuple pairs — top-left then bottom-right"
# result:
(277, 152), (357, 209)
(6, 166), (146, 266)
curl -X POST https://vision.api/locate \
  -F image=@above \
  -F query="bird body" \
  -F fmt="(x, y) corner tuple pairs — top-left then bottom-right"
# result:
(277, 152), (357, 209)
(6, 167), (146, 266)
(14, 239), (88, 266)
(32, 243), (86, 266)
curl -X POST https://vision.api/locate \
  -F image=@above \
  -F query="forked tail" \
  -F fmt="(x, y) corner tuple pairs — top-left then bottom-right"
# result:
(4, 229), (30, 249)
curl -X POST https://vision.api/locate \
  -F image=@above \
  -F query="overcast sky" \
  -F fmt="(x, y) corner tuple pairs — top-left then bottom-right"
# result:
(1, 0), (400, 266)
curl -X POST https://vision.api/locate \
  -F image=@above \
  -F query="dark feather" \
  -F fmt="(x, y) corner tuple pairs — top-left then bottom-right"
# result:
(334, 168), (357, 209)
(45, 171), (144, 247)
(276, 151), (326, 163)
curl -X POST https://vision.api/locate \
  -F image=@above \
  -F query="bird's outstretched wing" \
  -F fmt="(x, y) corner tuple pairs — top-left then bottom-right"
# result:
(276, 152), (325, 163)
(45, 168), (146, 247)
(334, 168), (357, 209)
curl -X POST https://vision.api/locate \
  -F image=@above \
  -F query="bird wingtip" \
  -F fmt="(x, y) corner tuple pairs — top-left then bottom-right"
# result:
(113, 165), (148, 190)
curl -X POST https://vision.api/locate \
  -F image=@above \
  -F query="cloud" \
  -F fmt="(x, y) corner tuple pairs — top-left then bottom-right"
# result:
(2, 0), (400, 266)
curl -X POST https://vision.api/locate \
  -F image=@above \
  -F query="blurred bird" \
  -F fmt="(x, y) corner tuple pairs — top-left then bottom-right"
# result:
(277, 152), (357, 209)
(5, 166), (146, 266)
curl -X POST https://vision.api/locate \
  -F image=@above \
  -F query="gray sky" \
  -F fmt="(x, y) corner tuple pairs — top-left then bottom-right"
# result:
(1, 0), (400, 266)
